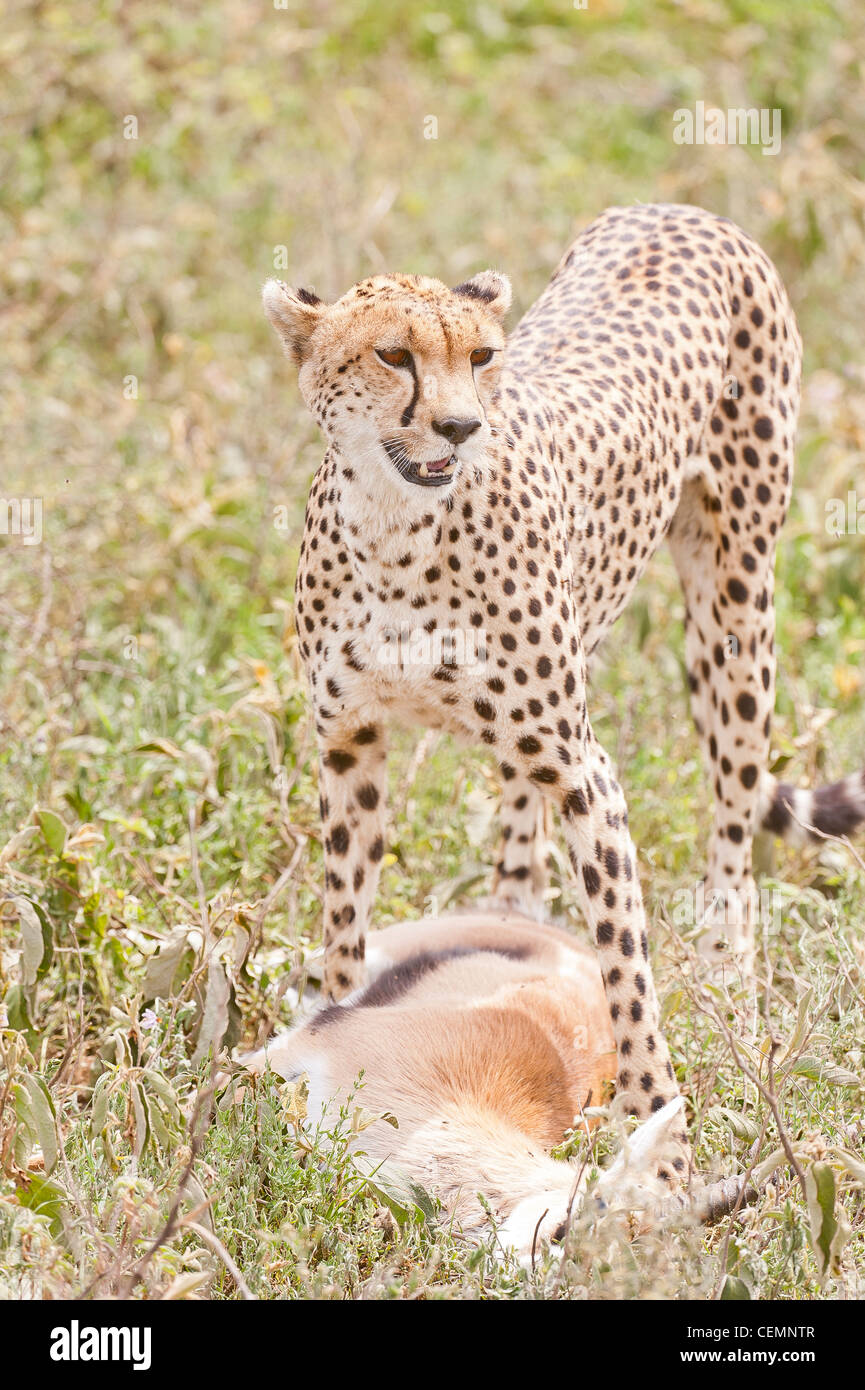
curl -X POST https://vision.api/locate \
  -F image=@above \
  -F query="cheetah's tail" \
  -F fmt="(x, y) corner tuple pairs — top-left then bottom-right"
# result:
(758, 767), (865, 847)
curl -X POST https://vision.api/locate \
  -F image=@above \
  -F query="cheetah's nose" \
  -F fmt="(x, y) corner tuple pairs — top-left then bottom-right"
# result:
(432, 416), (482, 446)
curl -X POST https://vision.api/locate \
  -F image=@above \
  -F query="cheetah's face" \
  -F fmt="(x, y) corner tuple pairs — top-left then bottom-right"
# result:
(263, 270), (510, 502)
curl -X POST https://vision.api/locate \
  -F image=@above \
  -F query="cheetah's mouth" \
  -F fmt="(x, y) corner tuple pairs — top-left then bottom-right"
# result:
(382, 440), (458, 488)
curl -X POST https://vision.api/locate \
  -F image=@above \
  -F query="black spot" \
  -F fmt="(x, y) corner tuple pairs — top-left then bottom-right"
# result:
(531, 766), (559, 785)
(323, 749), (357, 774)
(582, 864), (601, 896)
(564, 788), (589, 816)
(517, 734), (542, 755)
(727, 577), (749, 604)
(357, 782), (380, 810)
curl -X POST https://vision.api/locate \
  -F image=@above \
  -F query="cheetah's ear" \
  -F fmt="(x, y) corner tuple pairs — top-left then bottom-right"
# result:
(262, 280), (329, 366)
(452, 270), (512, 320)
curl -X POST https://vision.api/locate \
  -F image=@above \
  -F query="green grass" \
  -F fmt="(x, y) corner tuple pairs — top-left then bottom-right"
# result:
(1, 0), (864, 1299)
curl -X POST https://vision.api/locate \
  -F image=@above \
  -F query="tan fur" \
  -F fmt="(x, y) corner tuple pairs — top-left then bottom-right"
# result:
(239, 911), (623, 1247)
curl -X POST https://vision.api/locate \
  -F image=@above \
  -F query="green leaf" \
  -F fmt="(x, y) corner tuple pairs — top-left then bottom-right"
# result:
(831, 1147), (865, 1184)
(789, 1055), (860, 1088)
(768, 754), (793, 776)
(806, 1160), (850, 1281)
(141, 1069), (183, 1129)
(36, 809), (68, 856)
(752, 1146), (790, 1188)
(131, 1081), (151, 1160)
(351, 1105), (400, 1135)
(90, 1072), (113, 1143)
(4, 985), (33, 1035)
(721, 1274), (751, 1300)
(143, 928), (195, 999)
(22, 895), (54, 979)
(363, 1163), (437, 1227)
(13, 896), (45, 988)
(778, 986), (813, 1064)
(710, 1105), (762, 1144)
(191, 955), (231, 1065)
(15, 1174), (68, 1240)
(13, 1080), (37, 1167)
(147, 1100), (172, 1152)
(21, 1074), (58, 1175)
(135, 737), (184, 759)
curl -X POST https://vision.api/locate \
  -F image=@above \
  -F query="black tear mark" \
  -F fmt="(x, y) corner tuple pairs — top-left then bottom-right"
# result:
(400, 357), (420, 428)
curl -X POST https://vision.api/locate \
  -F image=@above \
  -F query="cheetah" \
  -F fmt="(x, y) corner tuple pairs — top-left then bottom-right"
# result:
(263, 203), (865, 1176)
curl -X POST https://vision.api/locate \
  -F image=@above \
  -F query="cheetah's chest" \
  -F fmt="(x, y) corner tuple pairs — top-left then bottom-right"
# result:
(320, 584), (486, 738)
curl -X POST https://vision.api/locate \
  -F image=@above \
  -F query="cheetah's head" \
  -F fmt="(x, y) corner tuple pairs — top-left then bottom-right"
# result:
(263, 270), (510, 504)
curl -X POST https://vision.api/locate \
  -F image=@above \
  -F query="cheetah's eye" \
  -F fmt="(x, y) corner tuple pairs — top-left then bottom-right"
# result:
(470, 348), (494, 368)
(376, 348), (413, 369)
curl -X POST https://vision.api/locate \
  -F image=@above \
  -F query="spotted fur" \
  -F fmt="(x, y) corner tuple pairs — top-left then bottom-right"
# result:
(264, 203), (865, 1181)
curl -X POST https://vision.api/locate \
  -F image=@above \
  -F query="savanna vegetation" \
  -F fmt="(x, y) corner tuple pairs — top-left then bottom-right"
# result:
(1, 0), (864, 1299)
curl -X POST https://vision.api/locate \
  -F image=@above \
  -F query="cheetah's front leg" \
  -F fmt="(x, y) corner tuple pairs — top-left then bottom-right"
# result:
(504, 721), (690, 1182)
(316, 723), (388, 999)
(491, 774), (550, 916)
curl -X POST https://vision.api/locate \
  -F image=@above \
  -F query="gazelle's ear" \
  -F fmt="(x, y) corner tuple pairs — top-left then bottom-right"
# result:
(452, 270), (512, 319)
(262, 280), (329, 365)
